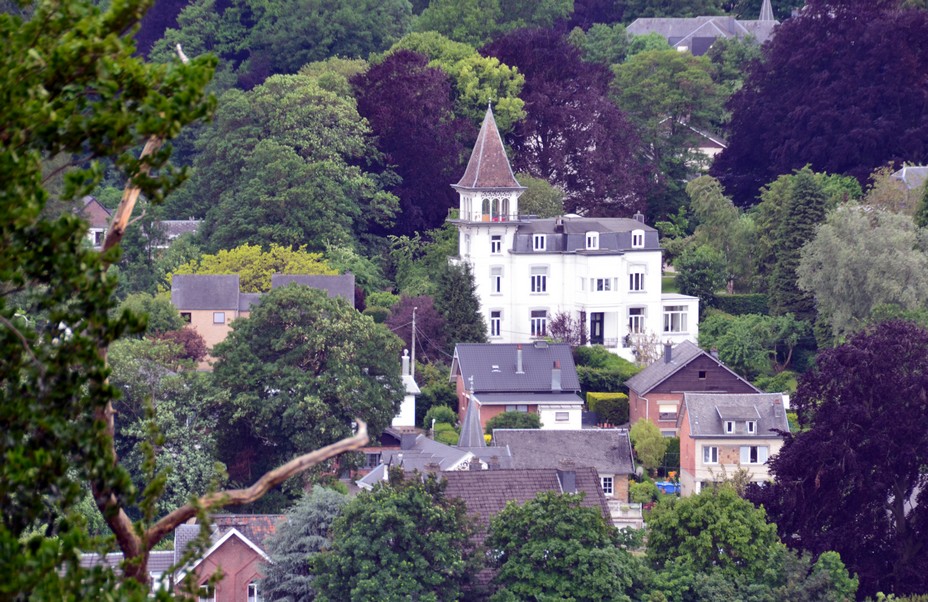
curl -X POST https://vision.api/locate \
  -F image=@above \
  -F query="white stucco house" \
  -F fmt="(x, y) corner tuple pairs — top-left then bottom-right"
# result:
(448, 107), (699, 361)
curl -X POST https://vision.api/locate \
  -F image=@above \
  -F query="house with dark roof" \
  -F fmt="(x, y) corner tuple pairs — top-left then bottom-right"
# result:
(678, 392), (789, 496)
(81, 514), (282, 600)
(450, 342), (585, 431)
(79, 196), (112, 249)
(625, 341), (759, 436)
(491, 429), (636, 504)
(448, 106), (698, 361)
(627, 0), (778, 56)
(170, 272), (355, 366)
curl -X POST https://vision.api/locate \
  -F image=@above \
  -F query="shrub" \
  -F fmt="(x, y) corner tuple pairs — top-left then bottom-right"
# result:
(154, 328), (208, 362)
(365, 291), (400, 309)
(586, 392), (629, 425)
(713, 293), (769, 315)
(485, 411), (541, 435)
(753, 370), (798, 394)
(630, 480), (659, 503)
(423, 405), (457, 430)
(433, 422), (459, 445)
(362, 306), (390, 324)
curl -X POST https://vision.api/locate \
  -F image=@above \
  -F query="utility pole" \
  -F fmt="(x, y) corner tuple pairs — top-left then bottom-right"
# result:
(411, 306), (417, 380)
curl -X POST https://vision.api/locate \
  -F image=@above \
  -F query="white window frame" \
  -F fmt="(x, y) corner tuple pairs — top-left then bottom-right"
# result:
(533, 233), (546, 251)
(530, 266), (548, 293)
(663, 306), (688, 333)
(631, 229), (645, 248)
(746, 421), (756, 434)
(629, 271), (645, 292)
(703, 446), (719, 464)
(586, 231), (599, 250)
(248, 581), (261, 602)
(724, 420), (735, 434)
(530, 309), (547, 338)
(505, 404), (529, 412)
(213, 312), (225, 324)
(593, 277), (612, 292)
(555, 411), (570, 422)
(600, 476), (614, 496)
(740, 445), (769, 465)
(491, 235), (502, 254)
(490, 266), (503, 294)
(628, 307), (646, 334)
(199, 585), (216, 602)
(490, 310), (502, 338)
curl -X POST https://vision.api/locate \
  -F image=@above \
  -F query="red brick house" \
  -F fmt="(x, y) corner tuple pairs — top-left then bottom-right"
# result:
(625, 341), (759, 436)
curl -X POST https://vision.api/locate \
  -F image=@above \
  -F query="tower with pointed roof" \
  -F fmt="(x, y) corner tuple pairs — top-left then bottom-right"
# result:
(759, 0), (774, 21)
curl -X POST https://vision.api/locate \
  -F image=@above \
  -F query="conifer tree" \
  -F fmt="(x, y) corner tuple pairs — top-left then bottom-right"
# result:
(768, 167), (827, 321)
(435, 262), (487, 352)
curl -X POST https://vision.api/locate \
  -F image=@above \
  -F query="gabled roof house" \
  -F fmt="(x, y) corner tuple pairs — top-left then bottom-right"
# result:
(625, 341), (759, 436)
(450, 342), (584, 431)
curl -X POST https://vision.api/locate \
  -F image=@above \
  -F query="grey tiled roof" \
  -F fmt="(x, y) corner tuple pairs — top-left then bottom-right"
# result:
(148, 551), (175, 573)
(171, 274), (241, 311)
(624, 340), (705, 394)
(454, 106), (522, 190)
(383, 435), (470, 471)
(492, 429), (635, 475)
(239, 292), (261, 311)
(512, 217), (658, 254)
(682, 392), (789, 437)
(458, 394), (485, 448)
(451, 343), (580, 393)
(174, 523), (204, 564)
(442, 467), (609, 535)
(627, 16), (778, 52)
(270, 273), (355, 307)
(892, 165), (928, 191)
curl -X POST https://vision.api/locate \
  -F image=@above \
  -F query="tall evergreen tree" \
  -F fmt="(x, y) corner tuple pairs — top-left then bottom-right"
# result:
(768, 167), (827, 321)
(435, 262), (487, 352)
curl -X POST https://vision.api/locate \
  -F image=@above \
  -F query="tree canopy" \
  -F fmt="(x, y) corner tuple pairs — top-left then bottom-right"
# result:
(748, 320), (928, 597)
(211, 285), (403, 485)
(483, 28), (652, 216)
(311, 471), (475, 601)
(712, 0), (928, 205)
(170, 243), (335, 292)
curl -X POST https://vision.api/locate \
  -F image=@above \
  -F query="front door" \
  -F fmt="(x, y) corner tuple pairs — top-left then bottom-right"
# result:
(590, 312), (604, 345)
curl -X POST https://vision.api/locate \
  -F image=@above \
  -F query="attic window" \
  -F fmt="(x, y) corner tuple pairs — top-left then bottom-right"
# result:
(631, 229), (645, 248)
(586, 231), (599, 250)
(724, 420), (735, 434)
(533, 233), (546, 251)
(746, 421), (756, 434)
(698, 370), (707, 380)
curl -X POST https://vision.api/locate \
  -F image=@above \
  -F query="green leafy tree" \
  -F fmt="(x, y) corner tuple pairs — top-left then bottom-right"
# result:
(914, 180), (928, 228)
(312, 471), (475, 602)
(117, 293), (185, 335)
(0, 0), (217, 592)
(182, 66), (398, 250)
(487, 492), (640, 602)
(515, 173), (564, 218)
(630, 419), (669, 476)
(699, 312), (810, 378)
(108, 339), (226, 518)
(626, 32), (671, 57)
(435, 262), (487, 352)
(212, 285), (403, 486)
(706, 35), (763, 98)
(646, 486), (779, 581)
(485, 411), (542, 435)
(768, 167), (828, 321)
(262, 487), (348, 602)
(413, 0), (504, 47)
(170, 243), (335, 292)
(797, 205), (928, 339)
(568, 23), (630, 66)
(674, 245), (726, 311)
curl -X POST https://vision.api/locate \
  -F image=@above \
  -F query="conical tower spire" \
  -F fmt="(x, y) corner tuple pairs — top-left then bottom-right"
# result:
(455, 105), (521, 190)
(457, 393), (486, 448)
(759, 0), (774, 21)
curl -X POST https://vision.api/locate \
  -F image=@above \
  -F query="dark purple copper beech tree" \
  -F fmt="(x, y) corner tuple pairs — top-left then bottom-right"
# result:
(353, 50), (470, 235)
(747, 320), (928, 598)
(712, 0), (928, 205)
(483, 28), (652, 216)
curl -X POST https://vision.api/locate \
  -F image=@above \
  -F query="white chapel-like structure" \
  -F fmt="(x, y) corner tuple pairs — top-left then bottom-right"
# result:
(449, 107), (699, 361)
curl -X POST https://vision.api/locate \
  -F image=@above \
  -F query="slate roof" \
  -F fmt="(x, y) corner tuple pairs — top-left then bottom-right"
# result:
(382, 434), (471, 471)
(442, 467), (609, 537)
(171, 274), (241, 311)
(625, 340), (757, 395)
(512, 216), (659, 254)
(454, 106), (523, 190)
(451, 343), (581, 393)
(627, 10), (778, 55)
(681, 392), (788, 437)
(458, 394), (486, 448)
(270, 273), (355, 307)
(492, 429), (635, 475)
(239, 292), (261, 311)
(892, 165), (928, 191)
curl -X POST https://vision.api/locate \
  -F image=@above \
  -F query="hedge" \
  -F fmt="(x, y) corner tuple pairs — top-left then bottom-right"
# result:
(712, 294), (769, 315)
(587, 392), (629, 425)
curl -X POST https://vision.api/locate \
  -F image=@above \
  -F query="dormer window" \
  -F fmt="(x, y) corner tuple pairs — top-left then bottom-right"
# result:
(586, 231), (599, 250)
(725, 420), (735, 434)
(631, 229), (645, 248)
(533, 233), (546, 251)
(746, 420), (756, 434)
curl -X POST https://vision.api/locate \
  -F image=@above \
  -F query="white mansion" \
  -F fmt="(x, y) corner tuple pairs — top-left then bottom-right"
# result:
(449, 108), (699, 361)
